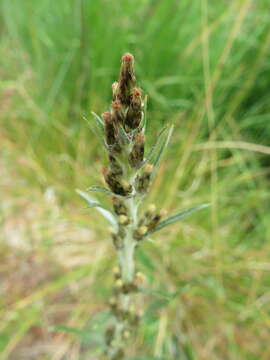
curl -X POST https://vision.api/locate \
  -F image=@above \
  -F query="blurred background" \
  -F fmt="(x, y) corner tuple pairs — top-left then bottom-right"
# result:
(1, 0), (270, 359)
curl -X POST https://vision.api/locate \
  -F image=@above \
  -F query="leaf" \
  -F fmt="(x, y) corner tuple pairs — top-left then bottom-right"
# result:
(118, 124), (130, 145)
(51, 310), (111, 348)
(87, 185), (116, 196)
(51, 325), (86, 337)
(76, 189), (101, 208)
(152, 124), (174, 169)
(77, 189), (117, 229)
(144, 125), (168, 164)
(91, 111), (104, 128)
(83, 115), (106, 148)
(139, 285), (189, 301)
(148, 203), (210, 234)
(142, 94), (148, 133)
(145, 125), (174, 171)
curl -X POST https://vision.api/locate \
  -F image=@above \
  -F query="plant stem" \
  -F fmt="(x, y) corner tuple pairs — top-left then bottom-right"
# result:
(108, 196), (138, 358)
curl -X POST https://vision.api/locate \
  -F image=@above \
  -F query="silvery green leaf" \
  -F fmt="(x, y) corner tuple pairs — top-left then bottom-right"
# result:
(118, 124), (130, 145)
(76, 189), (101, 208)
(139, 284), (190, 301)
(152, 124), (174, 169)
(87, 185), (116, 196)
(148, 204), (210, 234)
(51, 310), (111, 347)
(51, 325), (86, 337)
(83, 116), (106, 148)
(144, 125), (168, 164)
(77, 189), (117, 229)
(142, 94), (148, 133)
(91, 111), (104, 129)
(145, 125), (174, 172)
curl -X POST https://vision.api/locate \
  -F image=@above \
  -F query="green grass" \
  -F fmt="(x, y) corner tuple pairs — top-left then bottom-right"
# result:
(1, 0), (270, 359)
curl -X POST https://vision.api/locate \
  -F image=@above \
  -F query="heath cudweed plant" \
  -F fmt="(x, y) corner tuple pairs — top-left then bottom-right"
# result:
(77, 54), (208, 359)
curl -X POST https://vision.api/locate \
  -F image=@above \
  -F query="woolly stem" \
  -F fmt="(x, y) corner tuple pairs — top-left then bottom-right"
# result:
(107, 197), (138, 359)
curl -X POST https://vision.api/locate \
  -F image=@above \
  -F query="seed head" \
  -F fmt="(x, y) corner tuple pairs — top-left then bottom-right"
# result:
(122, 53), (134, 64)
(129, 133), (145, 168)
(111, 100), (125, 125)
(145, 164), (153, 174)
(125, 87), (143, 129)
(135, 164), (153, 193)
(112, 81), (119, 100)
(118, 53), (136, 106)
(134, 226), (148, 241)
(102, 112), (117, 146)
(112, 233), (124, 249)
(112, 197), (129, 216)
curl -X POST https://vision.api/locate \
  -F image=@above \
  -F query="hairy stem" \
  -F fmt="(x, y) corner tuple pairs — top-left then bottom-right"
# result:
(108, 197), (138, 358)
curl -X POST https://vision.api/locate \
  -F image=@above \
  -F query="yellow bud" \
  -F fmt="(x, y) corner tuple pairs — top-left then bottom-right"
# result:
(115, 279), (123, 288)
(135, 272), (145, 285)
(113, 266), (121, 276)
(129, 304), (136, 314)
(138, 226), (148, 235)
(148, 204), (156, 214)
(119, 215), (129, 225)
(121, 180), (131, 191)
(123, 330), (130, 339)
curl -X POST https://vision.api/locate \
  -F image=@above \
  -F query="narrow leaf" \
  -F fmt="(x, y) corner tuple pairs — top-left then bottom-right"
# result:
(91, 111), (104, 128)
(144, 125), (168, 165)
(142, 94), (148, 133)
(140, 284), (190, 301)
(148, 204), (210, 234)
(153, 124), (174, 169)
(76, 189), (101, 208)
(51, 325), (86, 337)
(145, 125), (174, 172)
(118, 124), (130, 145)
(77, 189), (117, 229)
(87, 185), (116, 196)
(83, 116), (106, 148)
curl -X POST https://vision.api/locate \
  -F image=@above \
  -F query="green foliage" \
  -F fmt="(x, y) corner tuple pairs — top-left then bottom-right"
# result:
(148, 204), (210, 234)
(76, 189), (117, 228)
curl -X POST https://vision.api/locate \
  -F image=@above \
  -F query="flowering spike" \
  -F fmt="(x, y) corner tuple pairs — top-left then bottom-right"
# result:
(129, 133), (145, 168)
(118, 53), (136, 106)
(125, 87), (143, 129)
(102, 112), (117, 146)
(84, 53), (196, 360)
(111, 100), (125, 125)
